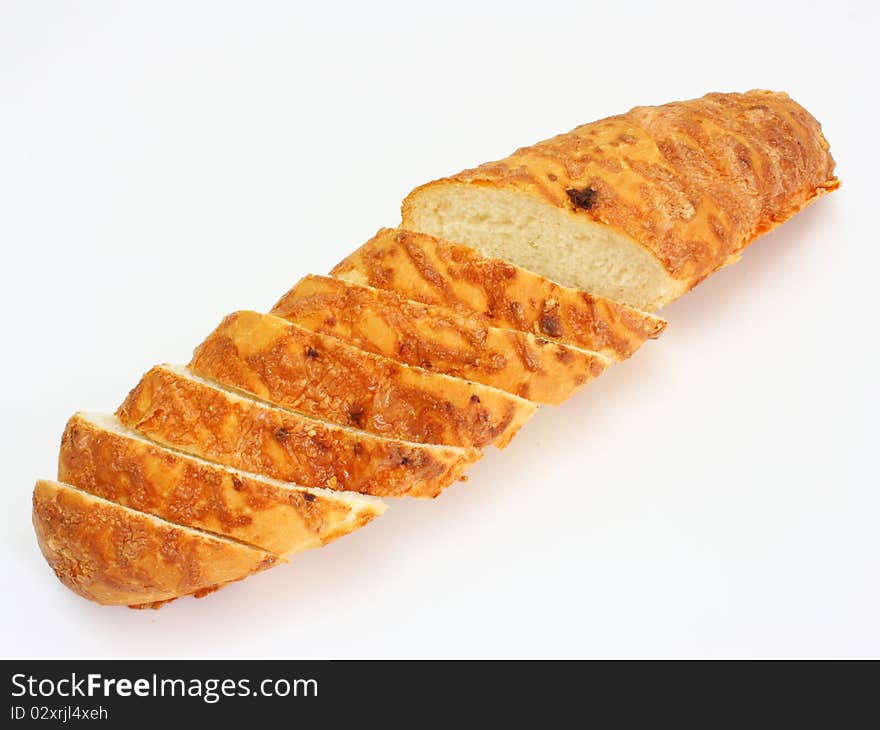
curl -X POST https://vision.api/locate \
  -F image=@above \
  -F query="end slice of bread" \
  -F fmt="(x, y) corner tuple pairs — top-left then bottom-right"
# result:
(190, 311), (536, 449)
(331, 227), (666, 359)
(58, 412), (386, 556)
(271, 275), (608, 405)
(33, 479), (278, 608)
(116, 365), (480, 498)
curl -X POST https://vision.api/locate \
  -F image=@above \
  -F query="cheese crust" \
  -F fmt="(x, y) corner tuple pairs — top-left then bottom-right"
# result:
(116, 365), (479, 498)
(190, 311), (535, 448)
(271, 275), (608, 404)
(33, 479), (278, 607)
(403, 90), (838, 308)
(58, 413), (386, 556)
(332, 227), (666, 359)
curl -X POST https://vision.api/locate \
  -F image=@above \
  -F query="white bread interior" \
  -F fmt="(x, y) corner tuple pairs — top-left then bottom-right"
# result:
(403, 184), (684, 311)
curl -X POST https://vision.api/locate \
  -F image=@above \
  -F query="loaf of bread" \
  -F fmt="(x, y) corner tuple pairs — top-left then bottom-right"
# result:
(32, 90), (837, 607)
(271, 275), (608, 404)
(190, 310), (535, 448)
(33, 480), (279, 607)
(402, 90), (838, 310)
(59, 412), (386, 555)
(331, 227), (666, 359)
(117, 365), (480, 498)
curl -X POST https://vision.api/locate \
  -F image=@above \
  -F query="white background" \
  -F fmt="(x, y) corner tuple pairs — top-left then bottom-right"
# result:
(1, 0), (876, 659)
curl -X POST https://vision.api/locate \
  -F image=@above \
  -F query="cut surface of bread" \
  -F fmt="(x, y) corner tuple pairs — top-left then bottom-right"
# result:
(58, 412), (386, 556)
(190, 311), (535, 448)
(116, 365), (479, 498)
(331, 227), (666, 359)
(402, 90), (839, 311)
(32, 479), (278, 607)
(271, 275), (608, 404)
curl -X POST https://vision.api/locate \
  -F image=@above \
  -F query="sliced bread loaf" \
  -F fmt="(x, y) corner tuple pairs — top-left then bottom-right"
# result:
(190, 311), (535, 448)
(270, 275), (608, 404)
(402, 90), (838, 311)
(58, 412), (386, 556)
(33, 479), (278, 607)
(331, 227), (666, 359)
(116, 365), (480, 498)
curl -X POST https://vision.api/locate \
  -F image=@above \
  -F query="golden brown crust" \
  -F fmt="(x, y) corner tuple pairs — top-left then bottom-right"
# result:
(332, 227), (666, 359)
(32, 479), (278, 607)
(270, 276), (608, 405)
(57, 414), (385, 556)
(116, 366), (479, 498)
(403, 90), (838, 289)
(190, 311), (535, 448)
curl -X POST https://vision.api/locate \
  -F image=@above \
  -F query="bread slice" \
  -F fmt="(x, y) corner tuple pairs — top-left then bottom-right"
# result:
(270, 275), (608, 405)
(402, 90), (839, 311)
(190, 311), (535, 449)
(331, 227), (666, 360)
(116, 365), (479, 498)
(33, 479), (278, 607)
(58, 412), (386, 556)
